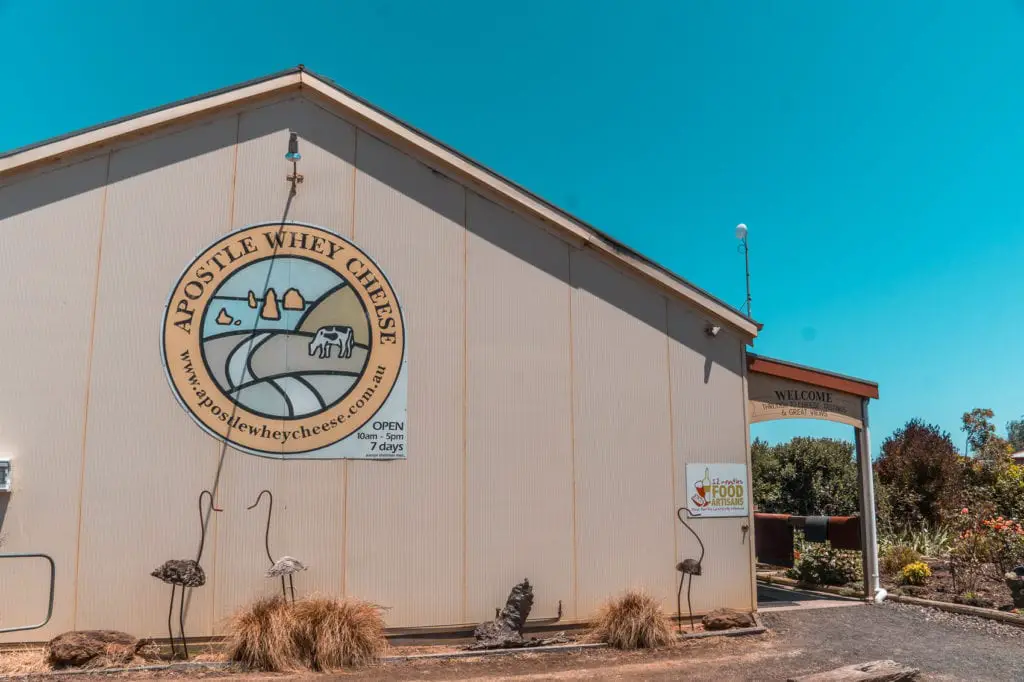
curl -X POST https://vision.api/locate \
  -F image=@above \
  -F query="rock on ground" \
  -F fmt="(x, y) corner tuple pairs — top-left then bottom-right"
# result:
(46, 630), (142, 668)
(702, 608), (755, 630)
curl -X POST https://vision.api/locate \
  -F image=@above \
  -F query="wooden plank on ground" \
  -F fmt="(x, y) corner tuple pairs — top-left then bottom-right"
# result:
(787, 659), (920, 682)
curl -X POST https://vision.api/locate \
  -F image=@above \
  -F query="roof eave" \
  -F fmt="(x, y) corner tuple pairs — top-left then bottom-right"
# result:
(0, 66), (760, 340)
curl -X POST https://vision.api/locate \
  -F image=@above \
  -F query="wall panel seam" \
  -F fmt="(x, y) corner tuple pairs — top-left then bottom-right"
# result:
(343, 130), (361, 597)
(567, 248), (579, 620)
(210, 112), (242, 628)
(664, 298), (678, 571)
(739, 345), (757, 611)
(461, 189), (469, 622)
(71, 151), (112, 628)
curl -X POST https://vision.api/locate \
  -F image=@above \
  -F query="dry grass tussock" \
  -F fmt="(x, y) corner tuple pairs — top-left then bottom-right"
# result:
(0, 647), (50, 675)
(225, 594), (387, 672)
(224, 595), (298, 672)
(587, 590), (675, 650)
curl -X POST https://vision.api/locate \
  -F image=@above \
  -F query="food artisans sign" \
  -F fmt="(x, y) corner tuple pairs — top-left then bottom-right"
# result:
(748, 374), (863, 428)
(686, 464), (749, 518)
(161, 222), (406, 460)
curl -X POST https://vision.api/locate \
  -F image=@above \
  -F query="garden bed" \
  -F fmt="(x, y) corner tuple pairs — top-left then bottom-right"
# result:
(882, 557), (1018, 611)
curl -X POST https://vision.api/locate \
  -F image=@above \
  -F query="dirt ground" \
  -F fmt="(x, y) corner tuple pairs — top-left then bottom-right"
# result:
(13, 602), (1024, 681)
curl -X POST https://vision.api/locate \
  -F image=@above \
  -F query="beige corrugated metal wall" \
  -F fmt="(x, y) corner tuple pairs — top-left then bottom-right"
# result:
(75, 117), (238, 636)
(0, 157), (109, 637)
(465, 194), (575, 621)
(0, 94), (753, 641)
(666, 301), (753, 613)
(570, 252), (678, 612)
(346, 130), (465, 627)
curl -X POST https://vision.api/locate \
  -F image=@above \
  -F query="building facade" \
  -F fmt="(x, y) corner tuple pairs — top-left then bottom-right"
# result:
(0, 68), (760, 641)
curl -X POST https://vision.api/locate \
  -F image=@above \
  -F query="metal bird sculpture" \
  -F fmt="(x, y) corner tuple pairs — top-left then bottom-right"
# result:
(675, 506), (706, 633)
(248, 490), (307, 602)
(151, 490), (221, 659)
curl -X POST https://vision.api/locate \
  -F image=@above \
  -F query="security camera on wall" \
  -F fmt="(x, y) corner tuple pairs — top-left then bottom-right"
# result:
(704, 323), (721, 337)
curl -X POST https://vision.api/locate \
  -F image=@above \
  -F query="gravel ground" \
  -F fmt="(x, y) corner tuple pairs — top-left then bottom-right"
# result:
(760, 601), (1024, 681)
(27, 601), (1024, 681)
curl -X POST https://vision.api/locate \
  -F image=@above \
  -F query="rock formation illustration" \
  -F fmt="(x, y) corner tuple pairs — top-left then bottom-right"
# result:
(247, 291), (258, 308)
(261, 288), (281, 320)
(283, 288), (305, 310)
(215, 308), (234, 325)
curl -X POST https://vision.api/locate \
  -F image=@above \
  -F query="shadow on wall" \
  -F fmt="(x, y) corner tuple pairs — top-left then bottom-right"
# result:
(0, 494), (9, 544)
(1, 94), (743, 378)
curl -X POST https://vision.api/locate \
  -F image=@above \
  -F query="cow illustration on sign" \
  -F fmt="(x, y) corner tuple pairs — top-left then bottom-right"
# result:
(309, 325), (355, 359)
(691, 468), (712, 509)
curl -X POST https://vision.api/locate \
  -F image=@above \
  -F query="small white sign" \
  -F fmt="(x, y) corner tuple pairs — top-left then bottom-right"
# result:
(686, 463), (749, 518)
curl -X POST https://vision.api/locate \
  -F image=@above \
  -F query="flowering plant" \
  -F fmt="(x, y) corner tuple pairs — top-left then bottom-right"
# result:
(901, 561), (931, 586)
(949, 506), (995, 594)
(950, 506), (1024, 593)
(981, 516), (1024, 574)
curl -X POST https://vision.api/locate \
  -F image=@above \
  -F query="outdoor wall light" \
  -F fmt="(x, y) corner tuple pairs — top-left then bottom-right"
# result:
(285, 132), (302, 161)
(705, 323), (721, 337)
(0, 459), (11, 493)
(285, 131), (304, 189)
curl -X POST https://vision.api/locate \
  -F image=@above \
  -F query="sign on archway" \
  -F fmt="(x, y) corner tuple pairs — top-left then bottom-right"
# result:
(748, 373), (864, 428)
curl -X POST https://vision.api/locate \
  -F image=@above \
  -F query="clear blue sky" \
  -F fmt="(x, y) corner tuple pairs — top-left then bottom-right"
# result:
(3, 1), (1022, 455)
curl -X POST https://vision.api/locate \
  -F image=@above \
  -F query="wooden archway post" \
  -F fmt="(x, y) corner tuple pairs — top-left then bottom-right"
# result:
(855, 398), (881, 600)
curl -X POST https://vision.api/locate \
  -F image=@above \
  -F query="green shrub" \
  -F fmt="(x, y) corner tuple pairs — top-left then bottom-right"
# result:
(787, 542), (862, 586)
(880, 545), (921, 575)
(875, 420), (962, 530)
(879, 525), (953, 558)
(901, 561), (931, 586)
(752, 438), (859, 516)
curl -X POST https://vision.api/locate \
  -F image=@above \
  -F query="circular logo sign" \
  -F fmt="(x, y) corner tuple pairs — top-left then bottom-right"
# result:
(161, 222), (405, 457)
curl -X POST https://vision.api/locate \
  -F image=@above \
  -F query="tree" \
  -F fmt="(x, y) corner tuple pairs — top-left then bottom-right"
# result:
(751, 437), (859, 516)
(875, 419), (962, 529)
(962, 408), (996, 453)
(961, 408), (1010, 464)
(1007, 417), (1024, 453)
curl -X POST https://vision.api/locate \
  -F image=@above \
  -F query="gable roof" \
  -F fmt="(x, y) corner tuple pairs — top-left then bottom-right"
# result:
(0, 66), (761, 339)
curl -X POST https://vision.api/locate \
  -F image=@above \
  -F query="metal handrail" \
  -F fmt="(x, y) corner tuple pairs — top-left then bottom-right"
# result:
(0, 553), (55, 633)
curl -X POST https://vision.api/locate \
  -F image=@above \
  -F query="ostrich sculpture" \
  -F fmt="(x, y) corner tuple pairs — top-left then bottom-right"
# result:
(675, 507), (706, 633)
(248, 490), (307, 602)
(151, 490), (221, 659)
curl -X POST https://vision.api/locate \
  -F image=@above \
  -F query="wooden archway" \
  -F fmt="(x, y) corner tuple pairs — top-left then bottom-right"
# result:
(746, 353), (882, 600)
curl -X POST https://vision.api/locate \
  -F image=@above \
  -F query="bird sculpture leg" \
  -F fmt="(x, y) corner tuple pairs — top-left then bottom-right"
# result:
(676, 571), (685, 635)
(167, 585), (177, 658)
(280, 576), (287, 600)
(289, 574), (296, 603)
(179, 588), (189, 660)
(687, 574), (695, 632)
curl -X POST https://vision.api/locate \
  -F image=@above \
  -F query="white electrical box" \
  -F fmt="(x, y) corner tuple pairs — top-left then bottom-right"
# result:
(0, 459), (10, 492)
